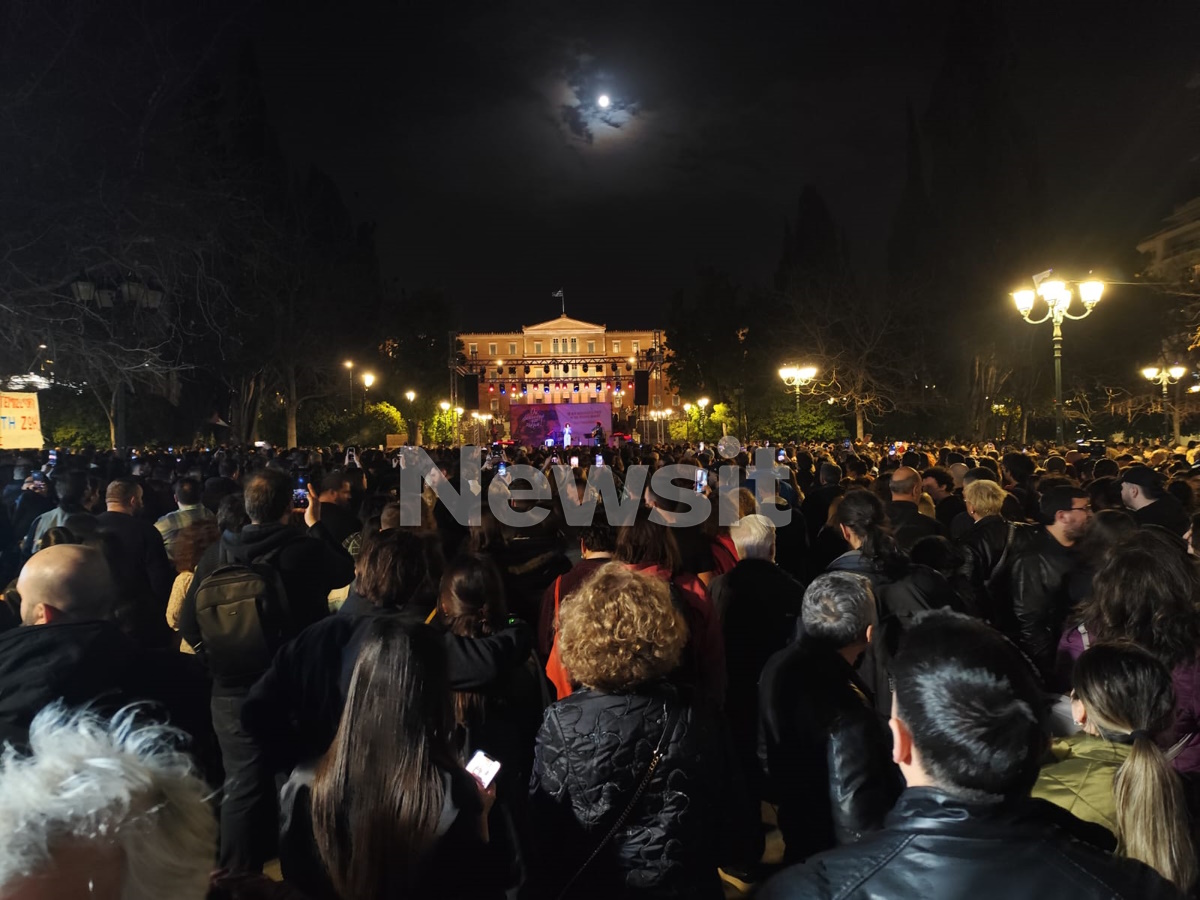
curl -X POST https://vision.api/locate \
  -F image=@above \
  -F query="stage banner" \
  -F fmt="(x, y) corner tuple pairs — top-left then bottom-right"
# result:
(510, 402), (612, 447)
(0, 392), (44, 449)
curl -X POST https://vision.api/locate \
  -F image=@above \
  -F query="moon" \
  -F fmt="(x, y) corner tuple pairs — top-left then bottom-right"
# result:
(597, 94), (611, 109)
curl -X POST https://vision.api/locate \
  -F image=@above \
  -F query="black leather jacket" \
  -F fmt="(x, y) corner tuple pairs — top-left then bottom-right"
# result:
(526, 683), (761, 899)
(759, 636), (902, 863)
(1005, 527), (1078, 682)
(957, 516), (1034, 624)
(759, 788), (1181, 900)
(885, 500), (941, 551)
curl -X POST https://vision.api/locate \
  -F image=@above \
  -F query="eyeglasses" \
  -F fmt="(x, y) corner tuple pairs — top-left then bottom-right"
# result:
(1069, 504), (1092, 513)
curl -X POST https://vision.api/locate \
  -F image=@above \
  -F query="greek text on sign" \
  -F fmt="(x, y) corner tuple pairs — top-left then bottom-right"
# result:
(0, 393), (44, 449)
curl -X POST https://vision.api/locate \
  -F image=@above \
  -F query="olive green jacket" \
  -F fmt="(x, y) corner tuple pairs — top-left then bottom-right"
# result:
(1031, 733), (1129, 833)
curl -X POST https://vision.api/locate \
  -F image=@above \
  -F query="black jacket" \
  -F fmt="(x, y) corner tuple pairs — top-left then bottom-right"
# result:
(759, 636), (902, 863)
(95, 509), (177, 647)
(957, 515), (1035, 624)
(527, 684), (762, 899)
(242, 606), (535, 771)
(710, 558), (805, 794)
(885, 500), (941, 550)
(801, 482), (844, 541)
(0, 620), (216, 775)
(178, 522), (355, 692)
(759, 788), (1181, 900)
(1004, 527), (1078, 682)
(1134, 495), (1190, 536)
(826, 551), (961, 715)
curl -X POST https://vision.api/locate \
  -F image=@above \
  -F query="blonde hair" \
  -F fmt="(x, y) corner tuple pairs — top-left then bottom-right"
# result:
(558, 563), (687, 692)
(964, 479), (1007, 518)
(1074, 643), (1196, 892)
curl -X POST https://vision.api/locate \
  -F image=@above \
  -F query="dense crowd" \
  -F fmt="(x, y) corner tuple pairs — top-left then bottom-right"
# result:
(1, 437), (1200, 898)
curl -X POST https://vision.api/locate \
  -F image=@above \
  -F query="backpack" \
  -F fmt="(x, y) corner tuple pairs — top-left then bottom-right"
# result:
(194, 544), (292, 682)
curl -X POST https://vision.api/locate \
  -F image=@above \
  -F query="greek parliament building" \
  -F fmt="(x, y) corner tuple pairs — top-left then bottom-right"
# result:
(451, 314), (679, 440)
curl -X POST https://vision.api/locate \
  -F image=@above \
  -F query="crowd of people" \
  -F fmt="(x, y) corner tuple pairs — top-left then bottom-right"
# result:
(1, 436), (1200, 898)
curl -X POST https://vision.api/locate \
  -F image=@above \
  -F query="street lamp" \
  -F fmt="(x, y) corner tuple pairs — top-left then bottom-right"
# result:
(697, 397), (709, 441)
(1011, 274), (1105, 446)
(343, 360), (354, 411)
(1142, 363), (1188, 443)
(405, 390), (416, 403)
(362, 372), (375, 414)
(778, 364), (819, 426)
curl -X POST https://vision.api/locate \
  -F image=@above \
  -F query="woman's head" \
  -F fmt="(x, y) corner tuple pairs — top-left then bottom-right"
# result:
(1084, 532), (1200, 667)
(1071, 642), (1195, 892)
(1074, 507), (1136, 569)
(438, 554), (507, 638)
(834, 488), (900, 563)
(312, 618), (454, 898)
(558, 563), (687, 692)
(614, 506), (681, 575)
(356, 529), (444, 610)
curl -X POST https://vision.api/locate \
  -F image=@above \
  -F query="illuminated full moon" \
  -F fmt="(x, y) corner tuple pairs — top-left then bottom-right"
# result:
(597, 94), (611, 109)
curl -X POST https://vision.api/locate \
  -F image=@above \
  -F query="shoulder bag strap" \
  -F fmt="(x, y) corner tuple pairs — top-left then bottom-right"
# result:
(1077, 623), (1091, 650)
(555, 701), (682, 900)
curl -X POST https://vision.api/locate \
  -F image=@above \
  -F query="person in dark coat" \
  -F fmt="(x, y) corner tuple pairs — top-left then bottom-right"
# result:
(921, 465), (967, 534)
(825, 489), (960, 715)
(177, 468), (355, 872)
(536, 520), (616, 658)
(0, 545), (214, 773)
(1119, 464), (1191, 536)
(759, 572), (902, 864)
(801, 462), (844, 542)
(94, 477), (178, 648)
(759, 611), (1180, 900)
(527, 564), (761, 899)
(710, 514), (805, 797)
(885, 467), (940, 551)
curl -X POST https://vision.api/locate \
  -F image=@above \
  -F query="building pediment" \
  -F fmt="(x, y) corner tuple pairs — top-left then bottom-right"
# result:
(522, 314), (606, 334)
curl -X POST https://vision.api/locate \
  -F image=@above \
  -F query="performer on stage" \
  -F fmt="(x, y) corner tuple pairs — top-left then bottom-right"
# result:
(563, 423), (572, 447)
(591, 420), (605, 447)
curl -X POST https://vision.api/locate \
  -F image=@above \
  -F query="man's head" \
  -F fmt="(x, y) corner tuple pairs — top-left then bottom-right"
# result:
(1118, 464), (1166, 511)
(1040, 484), (1091, 544)
(815, 462), (840, 486)
(318, 470), (352, 508)
(921, 467), (954, 503)
(963, 479), (1006, 521)
(730, 514), (776, 562)
(172, 478), (201, 508)
(801, 572), (876, 657)
(889, 467), (922, 503)
(16, 545), (116, 626)
(579, 519), (617, 556)
(103, 479), (142, 516)
(1000, 451), (1034, 486)
(889, 610), (1047, 802)
(948, 462), (969, 489)
(0, 706), (215, 900)
(242, 468), (292, 525)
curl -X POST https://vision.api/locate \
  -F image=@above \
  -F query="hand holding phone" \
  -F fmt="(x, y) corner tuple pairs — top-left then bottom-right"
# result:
(570, 456), (579, 468)
(466, 750), (501, 789)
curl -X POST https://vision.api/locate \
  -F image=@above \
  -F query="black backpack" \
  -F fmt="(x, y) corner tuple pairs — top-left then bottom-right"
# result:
(194, 544), (292, 682)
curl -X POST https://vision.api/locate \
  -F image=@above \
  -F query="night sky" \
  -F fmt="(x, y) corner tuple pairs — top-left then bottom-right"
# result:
(255, 1), (1200, 333)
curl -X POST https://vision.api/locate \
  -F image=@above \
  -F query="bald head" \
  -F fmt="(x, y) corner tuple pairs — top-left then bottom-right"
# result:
(890, 467), (922, 502)
(16, 545), (116, 626)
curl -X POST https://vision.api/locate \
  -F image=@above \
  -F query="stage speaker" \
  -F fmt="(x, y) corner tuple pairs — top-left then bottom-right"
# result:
(463, 374), (480, 410)
(633, 370), (650, 405)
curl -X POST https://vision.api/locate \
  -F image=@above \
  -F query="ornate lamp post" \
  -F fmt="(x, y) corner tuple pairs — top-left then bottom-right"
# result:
(697, 397), (709, 441)
(778, 365), (818, 437)
(1142, 363), (1187, 443)
(343, 360), (354, 411)
(1012, 275), (1104, 446)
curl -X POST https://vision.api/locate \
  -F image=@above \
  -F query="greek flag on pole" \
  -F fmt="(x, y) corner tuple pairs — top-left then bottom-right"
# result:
(552, 290), (564, 298)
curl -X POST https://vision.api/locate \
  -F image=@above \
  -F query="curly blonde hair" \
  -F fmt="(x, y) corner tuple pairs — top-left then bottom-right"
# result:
(558, 563), (688, 692)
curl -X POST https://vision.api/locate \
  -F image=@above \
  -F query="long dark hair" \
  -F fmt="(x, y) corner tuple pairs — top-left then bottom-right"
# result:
(310, 618), (457, 899)
(834, 488), (904, 574)
(438, 554), (508, 725)
(1073, 643), (1195, 892)
(1073, 531), (1200, 668)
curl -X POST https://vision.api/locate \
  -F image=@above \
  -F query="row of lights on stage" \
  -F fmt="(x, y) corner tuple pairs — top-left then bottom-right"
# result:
(487, 382), (634, 395)
(483, 361), (636, 376)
